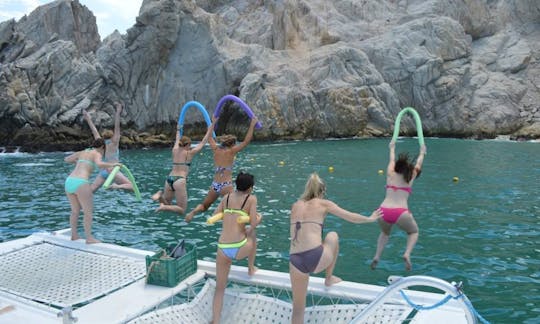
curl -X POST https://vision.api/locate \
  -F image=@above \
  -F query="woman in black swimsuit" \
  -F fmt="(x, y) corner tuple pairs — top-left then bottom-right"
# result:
(152, 123), (213, 215)
(289, 173), (380, 324)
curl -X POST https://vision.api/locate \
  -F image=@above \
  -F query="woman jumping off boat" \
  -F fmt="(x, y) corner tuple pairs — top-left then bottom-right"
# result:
(289, 173), (380, 324)
(371, 140), (426, 271)
(83, 102), (132, 191)
(151, 123), (213, 215)
(185, 115), (258, 222)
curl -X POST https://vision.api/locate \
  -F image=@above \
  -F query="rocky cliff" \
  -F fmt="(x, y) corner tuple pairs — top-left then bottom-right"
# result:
(1, 0), (539, 151)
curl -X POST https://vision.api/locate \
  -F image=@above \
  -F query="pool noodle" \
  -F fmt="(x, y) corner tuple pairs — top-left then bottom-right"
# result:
(178, 101), (215, 138)
(213, 95), (262, 129)
(103, 165), (141, 201)
(391, 107), (425, 146)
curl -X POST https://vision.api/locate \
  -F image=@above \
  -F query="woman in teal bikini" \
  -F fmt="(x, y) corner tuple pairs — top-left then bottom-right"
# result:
(185, 115), (257, 223)
(64, 138), (121, 243)
(289, 173), (380, 324)
(370, 140), (426, 271)
(83, 102), (132, 191)
(210, 172), (261, 324)
(151, 123), (213, 215)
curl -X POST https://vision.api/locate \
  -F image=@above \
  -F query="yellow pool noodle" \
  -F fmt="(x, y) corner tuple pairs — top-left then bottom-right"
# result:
(206, 212), (224, 225)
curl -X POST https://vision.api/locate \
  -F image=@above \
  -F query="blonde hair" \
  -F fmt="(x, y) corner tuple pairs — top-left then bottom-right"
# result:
(179, 136), (191, 147)
(300, 173), (326, 201)
(218, 134), (236, 147)
(102, 129), (113, 139)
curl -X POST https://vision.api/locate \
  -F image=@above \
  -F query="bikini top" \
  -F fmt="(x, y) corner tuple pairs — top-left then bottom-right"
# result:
(290, 220), (324, 242)
(173, 153), (191, 167)
(224, 193), (250, 218)
(386, 184), (412, 194)
(215, 165), (233, 175)
(103, 139), (120, 162)
(77, 155), (98, 171)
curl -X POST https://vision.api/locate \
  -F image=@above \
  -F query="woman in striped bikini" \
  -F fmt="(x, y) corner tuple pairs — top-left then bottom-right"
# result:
(185, 115), (257, 223)
(371, 140), (426, 271)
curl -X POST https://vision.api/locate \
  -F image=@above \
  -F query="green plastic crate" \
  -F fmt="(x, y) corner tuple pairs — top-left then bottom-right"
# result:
(145, 242), (197, 287)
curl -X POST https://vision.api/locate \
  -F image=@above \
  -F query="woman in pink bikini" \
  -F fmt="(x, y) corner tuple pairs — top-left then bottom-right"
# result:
(289, 173), (380, 324)
(371, 140), (427, 271)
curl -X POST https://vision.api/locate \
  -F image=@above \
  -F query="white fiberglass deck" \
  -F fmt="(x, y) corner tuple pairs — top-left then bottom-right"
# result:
(0, 230), (473, 323)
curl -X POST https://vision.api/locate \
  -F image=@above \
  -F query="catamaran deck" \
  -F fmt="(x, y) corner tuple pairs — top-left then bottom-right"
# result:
(0, 230), (475, 323)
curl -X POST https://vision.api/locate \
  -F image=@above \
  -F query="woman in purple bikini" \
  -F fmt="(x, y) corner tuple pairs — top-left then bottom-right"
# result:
(289, 173), (380, 324)
(370, 140), (426, 271)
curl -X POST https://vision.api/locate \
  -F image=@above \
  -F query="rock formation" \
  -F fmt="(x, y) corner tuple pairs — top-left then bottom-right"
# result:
(0, 0), (538, 151)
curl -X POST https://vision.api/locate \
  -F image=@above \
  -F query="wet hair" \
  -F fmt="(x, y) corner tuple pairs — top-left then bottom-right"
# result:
(90, 138), (106, 155)
(395, 152), (421, 183)
(219, 134), (236, 147)
(179, 136), (191, 147)
(102, 130), (114, 139)
(235, 171), (254, 191)
(300, 173), (326, 201)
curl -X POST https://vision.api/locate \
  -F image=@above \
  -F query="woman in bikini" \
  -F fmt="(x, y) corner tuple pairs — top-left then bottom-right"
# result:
(64, 138), (121, 243)
(83, 102), (132, 191)
(152, 123), (213, 215)
(210, 172), (261, 324)
(289, 173), (380, 324)
(370, 140), (426, 271)
(185, 115), (258, 222)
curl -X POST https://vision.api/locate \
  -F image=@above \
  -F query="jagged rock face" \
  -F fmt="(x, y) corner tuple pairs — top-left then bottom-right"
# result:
(0, 0), (539, 151)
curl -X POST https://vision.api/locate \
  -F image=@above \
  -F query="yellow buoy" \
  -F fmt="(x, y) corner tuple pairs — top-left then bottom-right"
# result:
(378, 169), (384, 175)
(279, 161), (285, 166)
(453, 177), (459, 182)
(328, 166), (334, 173)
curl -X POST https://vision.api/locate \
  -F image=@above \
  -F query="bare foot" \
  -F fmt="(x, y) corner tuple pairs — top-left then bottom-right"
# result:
(248, 266), (258, 276)
(370, 259), (379, 270)
(403, 255), (412, 271)
(325, 275), (342, 286)
(151, 190), (162, 201)
(155, 203), (166, 212)
(185, 207), (199, 223)
(71, 235), (80, 241)
(184, 212), (194, 223)
(86, 237), (101, 244)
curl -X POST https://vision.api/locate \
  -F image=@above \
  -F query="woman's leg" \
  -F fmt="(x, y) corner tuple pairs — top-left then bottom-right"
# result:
(289, 262), (310, 324)
(371, 219), (393, 269)
(109, 172), (133, 191)
(91, 174), (106, 193)
(313, 231), (341, 286)
(396, 213), (419, 271)
(155, 180), (186, 215)
(236, 229), (258, 276)
(76, 184), (100, 244)
(185, 186), (219, 222)
(66, 192), (81, 240)
(211, 250), (232, 324)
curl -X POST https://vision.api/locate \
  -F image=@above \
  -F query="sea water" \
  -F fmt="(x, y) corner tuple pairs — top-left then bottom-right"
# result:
(0, 138), (538, 323)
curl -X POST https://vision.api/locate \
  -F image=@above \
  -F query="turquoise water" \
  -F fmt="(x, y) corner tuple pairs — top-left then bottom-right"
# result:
(0, 138), (538, 323)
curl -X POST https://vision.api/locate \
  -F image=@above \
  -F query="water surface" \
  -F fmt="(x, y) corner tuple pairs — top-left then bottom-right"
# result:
(0, 138), (538, 323)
